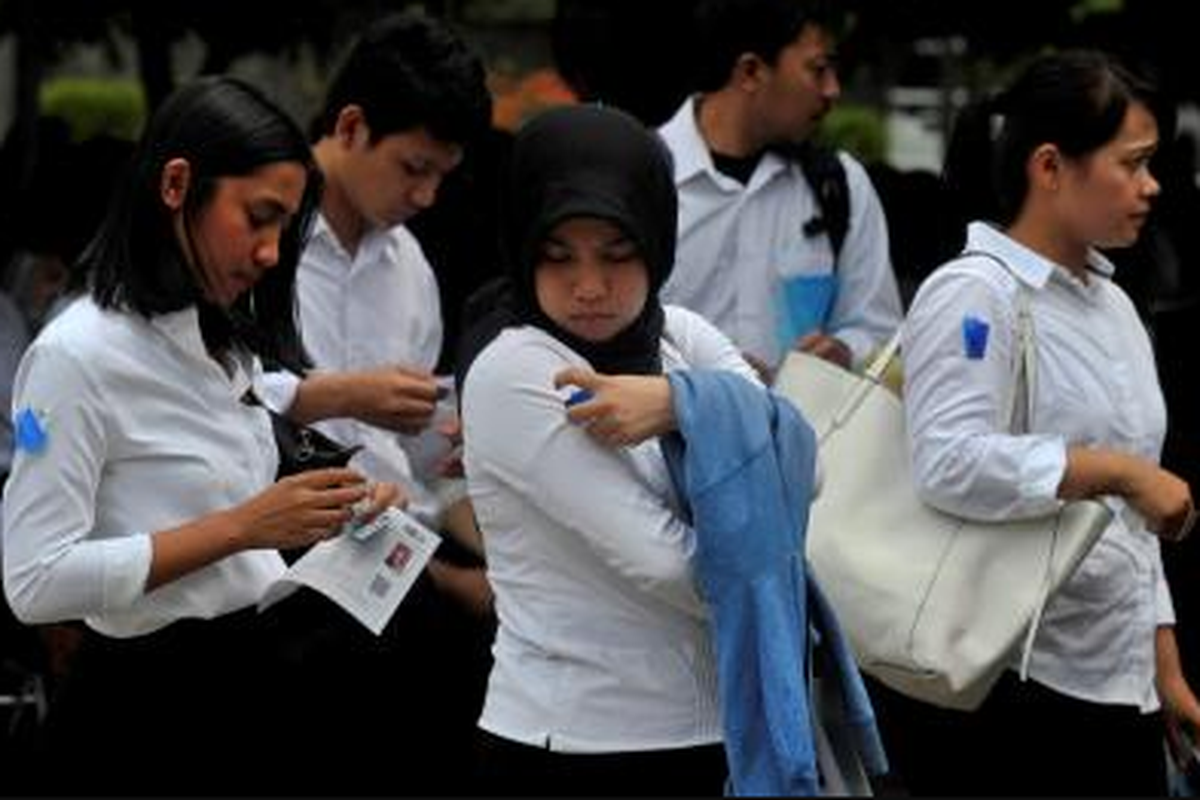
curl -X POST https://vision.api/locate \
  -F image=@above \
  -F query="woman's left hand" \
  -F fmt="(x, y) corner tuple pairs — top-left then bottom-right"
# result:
(554, 367), (675, 448)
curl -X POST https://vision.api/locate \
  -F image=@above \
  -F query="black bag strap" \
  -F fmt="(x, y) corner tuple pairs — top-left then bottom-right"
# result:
(797, 142), (851, 264)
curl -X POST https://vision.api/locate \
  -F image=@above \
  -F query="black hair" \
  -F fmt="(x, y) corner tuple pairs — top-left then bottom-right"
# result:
(944, 49), (1162, 229)
(311, 8), (492, 147)
(79, 75), (322, 372)
(690, 0), (838, 93)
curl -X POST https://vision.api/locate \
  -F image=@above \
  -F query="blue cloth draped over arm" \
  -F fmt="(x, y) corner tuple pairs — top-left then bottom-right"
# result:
(662, 369), (886, 796)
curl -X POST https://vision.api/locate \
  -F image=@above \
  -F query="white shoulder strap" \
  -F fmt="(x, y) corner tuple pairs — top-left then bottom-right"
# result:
(959, 250), (1036, 434)
(863, 330), (902, 383)
(838, 250), (1035, 437)
(960, 250), (1059, 680)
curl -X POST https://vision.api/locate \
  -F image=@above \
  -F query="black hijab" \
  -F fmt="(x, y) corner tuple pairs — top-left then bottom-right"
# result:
(456, 104), (678, 392)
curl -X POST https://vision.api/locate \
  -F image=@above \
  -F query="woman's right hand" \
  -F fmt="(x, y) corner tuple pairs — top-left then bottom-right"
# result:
(293, 367), (439, 435)
(553, 367), (676, 448)
(147, 467), (374, 592)
(235, 467), (372, 550)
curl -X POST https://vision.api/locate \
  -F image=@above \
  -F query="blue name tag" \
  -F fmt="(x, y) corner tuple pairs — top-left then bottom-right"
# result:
(962, 316), (990, 360)
(14, 407), (48, 454)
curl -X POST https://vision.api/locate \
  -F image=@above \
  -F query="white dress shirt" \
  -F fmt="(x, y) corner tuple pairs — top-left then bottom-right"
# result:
(262, 215), (453, 523)
(903, 222), (1174, 711)
(3, 297), (284, 637)
(658, 96), (903, 370)
(463, 305), (760, 752)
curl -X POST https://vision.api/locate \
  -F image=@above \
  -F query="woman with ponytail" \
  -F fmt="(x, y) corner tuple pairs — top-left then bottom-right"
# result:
(881, 49), (1197, 796)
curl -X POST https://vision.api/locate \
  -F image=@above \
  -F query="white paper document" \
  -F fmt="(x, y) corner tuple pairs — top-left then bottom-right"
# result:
(259, 506), (442, 635)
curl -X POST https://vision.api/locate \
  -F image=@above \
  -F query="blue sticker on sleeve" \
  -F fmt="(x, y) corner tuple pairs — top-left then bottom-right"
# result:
(14, 407), (47, 454)
(962, 316), (990, 360)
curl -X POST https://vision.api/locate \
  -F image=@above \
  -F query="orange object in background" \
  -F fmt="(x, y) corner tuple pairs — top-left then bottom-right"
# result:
(491, 67), (578, 131)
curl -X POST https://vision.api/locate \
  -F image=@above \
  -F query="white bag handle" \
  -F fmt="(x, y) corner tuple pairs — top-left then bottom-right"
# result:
(960, 250), (1059, 681)
(817, 332), (902, 444)
(855, 249), (1055, 681)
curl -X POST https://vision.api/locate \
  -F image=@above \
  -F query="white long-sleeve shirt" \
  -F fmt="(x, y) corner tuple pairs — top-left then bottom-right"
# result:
(462, 305), (759, 752)
(261, 216), (453, 523)
(2, 297), (284, 636)
(903, 222), (1174, 711)
(658, 97), (903, 370)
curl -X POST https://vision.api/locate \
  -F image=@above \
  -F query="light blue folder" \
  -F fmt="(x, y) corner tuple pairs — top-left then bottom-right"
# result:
(774, 273), (837, 353)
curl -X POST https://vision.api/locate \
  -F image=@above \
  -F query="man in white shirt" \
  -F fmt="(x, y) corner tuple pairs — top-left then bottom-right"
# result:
(264, 11), (489, 541)
(658, 0), (903, 379)
(260, 10), (494, 794)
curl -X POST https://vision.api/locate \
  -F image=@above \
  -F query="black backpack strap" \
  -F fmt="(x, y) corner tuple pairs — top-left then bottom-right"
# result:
(797, 142), (850, 265)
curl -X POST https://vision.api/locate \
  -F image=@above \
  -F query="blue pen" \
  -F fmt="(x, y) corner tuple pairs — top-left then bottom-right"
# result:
(565, 388), (594, 407)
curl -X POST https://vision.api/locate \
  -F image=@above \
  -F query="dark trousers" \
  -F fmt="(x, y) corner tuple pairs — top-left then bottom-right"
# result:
(868, 671), (1167, 797)
(30, 606), (290, 796)
(473, 728), (728, 796)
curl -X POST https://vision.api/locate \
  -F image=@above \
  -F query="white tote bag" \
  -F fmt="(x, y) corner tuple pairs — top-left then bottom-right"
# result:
(773, 269), (1111, 712)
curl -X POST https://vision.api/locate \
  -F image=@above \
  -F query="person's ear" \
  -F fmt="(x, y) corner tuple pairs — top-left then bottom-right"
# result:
(334, 104), (370, 148)
(160, 158), (191, 211)
(733, 53), (769, 93)
(1029, 143), (1063, 192)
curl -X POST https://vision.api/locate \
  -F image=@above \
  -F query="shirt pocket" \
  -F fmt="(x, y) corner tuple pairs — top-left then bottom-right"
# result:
(772, 235), (833, 281)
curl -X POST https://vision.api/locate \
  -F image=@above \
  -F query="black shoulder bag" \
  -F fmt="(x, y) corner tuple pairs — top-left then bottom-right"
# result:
(241, 390), (361, 478)
(268, 409), (362, 478)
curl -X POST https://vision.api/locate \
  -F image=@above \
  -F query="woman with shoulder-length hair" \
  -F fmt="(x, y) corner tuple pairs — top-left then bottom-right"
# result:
(2, 75), (401, 794)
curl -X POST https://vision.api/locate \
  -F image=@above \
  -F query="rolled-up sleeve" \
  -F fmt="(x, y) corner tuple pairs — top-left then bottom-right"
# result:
(1154, 549), (1176, 627)
(902, 266), (1066, 522)
(259, 367), (302, 414)
(4, 343), (153, 624)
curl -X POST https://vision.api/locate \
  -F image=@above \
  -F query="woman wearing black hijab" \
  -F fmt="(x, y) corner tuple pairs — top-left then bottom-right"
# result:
(458, 104), (760, 794)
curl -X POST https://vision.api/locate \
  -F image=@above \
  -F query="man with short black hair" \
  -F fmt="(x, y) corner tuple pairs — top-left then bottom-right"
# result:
(261, 10), (495, 793)
(659, 0), (902, 379)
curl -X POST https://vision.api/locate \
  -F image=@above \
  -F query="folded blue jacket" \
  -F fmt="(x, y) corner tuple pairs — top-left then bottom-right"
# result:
(662, 369), (886, 796)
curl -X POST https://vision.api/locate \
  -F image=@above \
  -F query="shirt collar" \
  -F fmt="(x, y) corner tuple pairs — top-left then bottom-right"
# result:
(312, 213), (354, 262)
(662, 96), (789, 191)
(149, 306), (208, 363)
(662, 96), (713, 184)
(312, 211), (399, 268)
(148, 306), (255, 399)
(965, 221), (1114, 295)
(1085, 248), (1117, 279)
(312, 212), (337, 245)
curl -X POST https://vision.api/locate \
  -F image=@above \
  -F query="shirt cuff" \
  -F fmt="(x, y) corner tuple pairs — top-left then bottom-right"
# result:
(259, 369), (302, 414)
(836, 329), (877, 371)
(1018, 435), (1069, 505)
(101, 534), (154, 611)
(1155, 560), (1177, 626)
